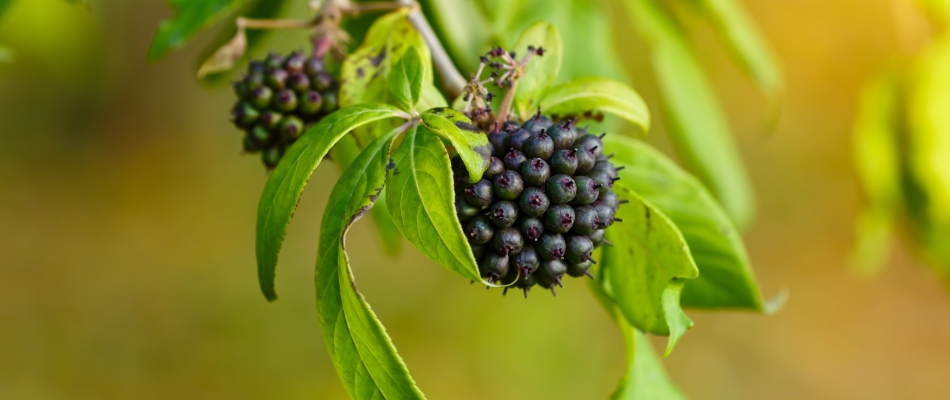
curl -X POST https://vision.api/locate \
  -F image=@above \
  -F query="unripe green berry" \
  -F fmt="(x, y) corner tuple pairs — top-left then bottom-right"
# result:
(465, 215), (495, 245)
(565, 235), (594, 264)
(284, 51), (306, 73)
(503, 149), (527, 171)
(463, 179), (494, 208)
(280, 116), (304, 140)
(550, 149), (578, 175)
(233, 81), (249, 98)
(243, 134), (262, 153)
(232, 102), (260, 127)
(571, 175), (601, 205)
(524, 131), (555, 159)
(266, 68), (288, 90)
(265, 52), (284, 69)
(274, 89), (298, 112)
(299, 91), (324, 116)
(518, 217), (545, 242)
(249, 124), (273, 146)
(488, 131), (510, 158)
(455, 196), (481, 222)
(571, 205), (600, 235)
(543, 204), (575, 234)
(250, 86), (273, 109)
(313, 71), (334, 91)
(517, 159), (548, 189)
(493, 227), (524, 256)
(287, 72), (311, 93)
(547, 120), (577, 149)
(484, 157), (504, 179)
(537, 233), (566, 261)
(304, 57), (325, 76)
(488, 201), (519, 228)
(260, 111), (283, 130)
(262, 145), (284, 169)
(545, 174), (576, 204)
(493, 170), (524, 200)
(321, 91), (338, 113)
(245, 66), (266, 90)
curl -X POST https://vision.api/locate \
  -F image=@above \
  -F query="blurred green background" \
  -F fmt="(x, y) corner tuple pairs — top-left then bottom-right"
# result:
(2, 0), (950, 399)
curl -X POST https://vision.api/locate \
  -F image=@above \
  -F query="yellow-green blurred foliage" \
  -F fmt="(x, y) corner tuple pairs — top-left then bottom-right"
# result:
(2, 0), (950, 399)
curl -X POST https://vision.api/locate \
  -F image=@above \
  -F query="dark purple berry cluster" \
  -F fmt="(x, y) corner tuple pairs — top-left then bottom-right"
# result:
(231, 51), (339, 169)
(452, 113), (623, 298)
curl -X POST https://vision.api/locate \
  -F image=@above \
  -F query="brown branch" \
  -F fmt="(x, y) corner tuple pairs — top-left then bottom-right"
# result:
(398, 0), (466, 100)
(494, 79), (519, 129)
(237, 17), (314, 30)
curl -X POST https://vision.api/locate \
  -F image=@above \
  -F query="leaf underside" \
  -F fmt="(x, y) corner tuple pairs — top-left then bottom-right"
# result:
(540, 76), (650, 134)
(149, 0), (246, 61)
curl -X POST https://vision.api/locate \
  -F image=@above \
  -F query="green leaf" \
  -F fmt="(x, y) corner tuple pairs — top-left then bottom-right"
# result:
(387, 124), (482, 282)
(256, 104), (407, 301)
(539, 77), (650, 134)
(604, 134), (764, 310)
(0, 0), (15, 19)
(197, 0), (289, 84)
(148, 0), (246, 61)
(417, 0), (492, 77)
(852, 70), (902, 274)
(686, 0), (783, 97)
(330, 134), (403, 256)
(388, 46), (426, 111)
(623, 0), (756, 231)
(603, 184), (699, 355)
(418, 82), (449, 110)
(420, 107), (491, 182)
(511, 22), (562, 119)
(315, 127), (425, 400)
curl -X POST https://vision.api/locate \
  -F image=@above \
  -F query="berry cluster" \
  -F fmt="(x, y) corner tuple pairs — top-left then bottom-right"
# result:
(452, 113), (623, 298)
(231, 51), (339, 169)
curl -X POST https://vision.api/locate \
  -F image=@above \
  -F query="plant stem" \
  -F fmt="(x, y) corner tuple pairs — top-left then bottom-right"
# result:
(495, 79), (519, 129)
(398, 0), (466, 100)
(238, 17), (314, 30)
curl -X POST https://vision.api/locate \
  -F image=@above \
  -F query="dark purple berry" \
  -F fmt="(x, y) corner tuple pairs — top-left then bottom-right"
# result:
(488, 201), (519, 228)
(538, 259), (567, 288)
(484, 156), (505, 179)
(512, 245), (540, 275)
(571, 205), (600, 235)
(493, 170), (524, 200)
(543, 204), (575, 234)
(589, 229), (607, 246)
(522, 113), (552, 134)
(592, 159), (618, 179)
(455, 196), (481, 222)
(479, 251), (509, 283)
(565, 235), (594, 264)
(574, 145), (597, 174)
(503, 149), (527, 171)
(538, 233), (566, 261)
(587, 170), (614, 197)
(471, 244), (487, 262)
(493, 227), (524, 256)
(550, 149), (578, 175)
(519, 187), (550, 218)
(464, 179), (494, 208)
(567, 260), (593, 278)
(592, 202), (617, 228)
(545, 174), (576, 204)
(571, 175), (600, 205)
(516, 270), (538, 298)
(575, 134), (604, 158)
(488, 131), (510, 157)
(521, 158), (551, 187)
(547, 120), (577, 149)
(518, 217), (544, 242)
(524, 131), (555, 159)
(509, 128), (532, 151)
(465, 215), (495, 245)
(599, 191), (620, 209)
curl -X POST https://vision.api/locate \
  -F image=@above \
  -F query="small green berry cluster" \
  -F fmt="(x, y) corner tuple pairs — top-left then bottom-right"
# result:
(231, 51), (339, 169)
(452, 113), (623, 298)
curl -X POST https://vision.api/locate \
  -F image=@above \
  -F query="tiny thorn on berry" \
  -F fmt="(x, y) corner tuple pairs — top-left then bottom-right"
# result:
(603, 240), (614, 247)
(503, 287), (509, 296)
(613, 218), (623, 222)
(550, 288), (557, 297)
(618, 199), (630, 204)
(585, 271), (595, 279)
(523, 288), (530, 299)
(616, 166), (626, 171)
(599, 132), (606, 138)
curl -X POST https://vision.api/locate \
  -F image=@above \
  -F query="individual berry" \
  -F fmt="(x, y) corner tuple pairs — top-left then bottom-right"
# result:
(488, 201), (519, 228)
(503, 149), (527, 171)
(588, 170), (616, 197)
(245, 63), (266, 89)
(463, 179), (494, 208)
(545, 174), (576, 204)
(599, 191), (621, 209)
(537, 233), (566, 261)
(249, 124), (273, 146)
(522, 113), (552, 134)
(260, 111), (283, 130)
(304, 57), (325, 76)
(321, 91), (338, 113)
(512, 245), (540, 276)
(264, 52), (284, 69)
(592, 202), (617, 228)
(274, 89), (298, 112)
(571, 205), (601, 235)
(243, 134), (262, 153)
(262, 145), (284, 169)
(455, 196), (481, 222)
(574, 145), (597, 174)
(509, 128), (532, 151)
(518, 217), (544, 242)
(493, 227), (524, 256)
(287, 72), (311, 93)
(538, 259), (567, 288)
(280, 116), (304, 140)
(479, 251), (509, 283)
(232, 102), (260, 127)
(471, 244), (487, 262)
(266, 68), (289, 90)
(519, 187), (550, 218)
(566, 260), (593, 278)
(592, 159), (618, 179)
(589, 229), (607, 246)
(488, 130), (509, 157)
(550, 149), (578, 175)
(313, 71), (334, 91)
(465, 215), (495, 245)
(250, 86), (273, 109)
(233, 80), (249, 98)
(524, 131), (554, 159)
(299, 91), (324, 116)
(516, 270), (538, 298)
(284, 51), (306, 73)
(565, 235), (594, 264)
(547, 120), (577, 149)
(543, 204), (575, 234)
(521, 158), (551, 187)
(571, 175), (600, 206)
(493, 170), (524, 200)
(575, 133), (604, 158)
(484, 156), (504, 179)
